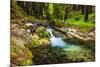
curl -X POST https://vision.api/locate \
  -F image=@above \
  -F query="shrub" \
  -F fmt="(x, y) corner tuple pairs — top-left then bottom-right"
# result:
(89, 13), (95, 23)
(68, 11), (81, 21)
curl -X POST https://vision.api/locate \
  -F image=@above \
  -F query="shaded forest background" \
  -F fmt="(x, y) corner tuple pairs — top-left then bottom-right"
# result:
(11, 0), (95, 32)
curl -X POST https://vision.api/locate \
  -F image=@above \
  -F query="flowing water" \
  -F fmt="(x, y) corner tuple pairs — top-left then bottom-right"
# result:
(47, 28), (81, 51)
(46, 28), (95, 62)
(30, 28), (95, 64)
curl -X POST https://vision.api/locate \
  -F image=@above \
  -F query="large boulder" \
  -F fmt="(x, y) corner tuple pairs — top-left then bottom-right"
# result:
(29, 34), (50, 48)
(36, 26), (50, 38)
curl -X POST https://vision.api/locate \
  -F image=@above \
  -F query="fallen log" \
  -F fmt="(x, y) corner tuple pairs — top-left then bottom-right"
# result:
(54, 27), (95, 42)
(66, 32), (87, 42)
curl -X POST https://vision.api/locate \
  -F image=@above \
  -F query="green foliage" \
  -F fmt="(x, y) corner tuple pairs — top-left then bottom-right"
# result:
(88, 13), (95, 23)
(54, 4), (64, 19)
(67, 20), (95, 32)
(48, 4), (72, 24)
(36, 26), (46, 32)
(36, 26), (50, 38)
(27, 16), (36, 22)
(40, 38), (50, 45)
(30, 27), (50, 47)
(48, 3), (54, 15)
(55, 20), (64, 28)
(68, 11), (81, 21)
(31, 39), (42, 47)
(66, 12), (95, 32)
(30, 34), (50, 47)
(19, 59), (33, 66)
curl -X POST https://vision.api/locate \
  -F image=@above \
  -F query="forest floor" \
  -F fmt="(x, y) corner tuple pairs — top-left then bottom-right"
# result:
(66, 12), (95, 33)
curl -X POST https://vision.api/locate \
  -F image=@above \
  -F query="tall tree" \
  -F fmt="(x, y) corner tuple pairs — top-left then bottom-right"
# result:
(84, 5), (89, 22)
(81, 5), (84, 14)
(88, 6), (92, 13)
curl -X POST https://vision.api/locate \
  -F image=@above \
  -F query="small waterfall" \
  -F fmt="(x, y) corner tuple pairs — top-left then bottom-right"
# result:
(47, 28), (67, 47)
(47, 28), (81, 50)
(47, 28), (54, 38)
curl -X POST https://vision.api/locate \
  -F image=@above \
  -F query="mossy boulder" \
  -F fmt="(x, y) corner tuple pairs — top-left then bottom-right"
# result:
(30, 34), (50, 47)
(40, 38), (50, 45)
(36, 26), (50, 38)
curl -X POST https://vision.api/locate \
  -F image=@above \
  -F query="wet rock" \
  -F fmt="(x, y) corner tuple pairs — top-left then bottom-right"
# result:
(25, 23), (33, 26)
(52, 30), (65, 38)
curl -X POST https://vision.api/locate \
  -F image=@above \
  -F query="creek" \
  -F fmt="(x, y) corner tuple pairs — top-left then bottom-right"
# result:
(30, 27), (95, 64)
(47, 28), (82, 51)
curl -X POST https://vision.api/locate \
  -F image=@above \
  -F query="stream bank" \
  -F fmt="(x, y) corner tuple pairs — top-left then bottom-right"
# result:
(11, 19), (95, 66)
(29, 27), (95, 65)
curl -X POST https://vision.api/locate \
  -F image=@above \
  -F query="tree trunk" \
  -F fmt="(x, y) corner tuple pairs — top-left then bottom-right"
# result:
(89, 6), (92, 13)
(84, 5), (89, 22)
(81, 5), (84, 14)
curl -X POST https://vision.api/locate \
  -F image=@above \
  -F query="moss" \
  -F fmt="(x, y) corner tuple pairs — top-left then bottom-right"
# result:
(36, 26), (46, 33)
(31, 39), (42, 47)
(30, 34), (50, 47)
(19, 58), (33, 66)
(40, 38), (50, 45)
(11, 36), (33, 66)
(36, 26), (50, 38)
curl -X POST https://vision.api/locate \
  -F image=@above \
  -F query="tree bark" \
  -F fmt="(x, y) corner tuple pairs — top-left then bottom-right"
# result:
(81, 5), (84, 14)
(84, 5), (89, 22)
